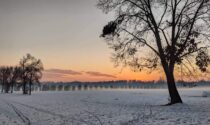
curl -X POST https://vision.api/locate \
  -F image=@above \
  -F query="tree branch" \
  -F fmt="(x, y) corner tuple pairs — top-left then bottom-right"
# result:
(122, 28), (160, 56)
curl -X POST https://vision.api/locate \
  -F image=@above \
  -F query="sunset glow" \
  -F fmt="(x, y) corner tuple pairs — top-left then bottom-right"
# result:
(0, 0), (169, 82)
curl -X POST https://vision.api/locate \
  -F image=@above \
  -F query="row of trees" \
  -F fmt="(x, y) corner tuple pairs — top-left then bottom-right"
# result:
(0, 54), (44, 95)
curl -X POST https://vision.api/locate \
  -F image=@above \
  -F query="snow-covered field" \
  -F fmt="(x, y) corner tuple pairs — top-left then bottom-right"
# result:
(0, 88), (210, 125)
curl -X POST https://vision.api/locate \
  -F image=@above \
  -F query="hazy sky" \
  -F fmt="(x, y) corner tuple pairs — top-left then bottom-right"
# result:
(0, 0), (161, 82)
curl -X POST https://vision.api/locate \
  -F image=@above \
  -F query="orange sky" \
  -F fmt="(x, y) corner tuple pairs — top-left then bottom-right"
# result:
(41, 68), (163, 82)
(0, 0), (202, 82)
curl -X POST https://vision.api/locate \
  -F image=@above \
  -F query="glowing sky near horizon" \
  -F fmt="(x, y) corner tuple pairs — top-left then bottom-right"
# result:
(0, 0), (163, 82)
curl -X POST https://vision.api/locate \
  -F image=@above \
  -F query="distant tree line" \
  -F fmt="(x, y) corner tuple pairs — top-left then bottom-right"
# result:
(0, 54), (44, 95)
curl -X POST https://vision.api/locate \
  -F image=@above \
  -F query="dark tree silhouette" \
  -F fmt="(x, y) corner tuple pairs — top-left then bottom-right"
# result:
(0, 66), (7, 93)
(26, 57), (43, 95)
(0, 66), (17, 93)
(10, 66), (22, 93)
(19, 54), (44, 94)
(98, 0), (210, 105)
(4, 67), (13, 93)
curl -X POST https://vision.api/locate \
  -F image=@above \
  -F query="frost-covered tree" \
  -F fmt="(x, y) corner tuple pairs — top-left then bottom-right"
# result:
(98, 0), (210, 105)
(0, 66), (8, 93)
(0, 66), (16, 93)
(19, 54), (44, 94)
(10, 66), (22, 93)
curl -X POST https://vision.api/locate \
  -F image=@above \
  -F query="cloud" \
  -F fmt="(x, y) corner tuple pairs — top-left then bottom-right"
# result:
(42, 72), (64, 78)
(44, 69), (82, 75)
(86, 71), (116, 78)
(42, 69), (117, 82)
(42, 72), (76, 82)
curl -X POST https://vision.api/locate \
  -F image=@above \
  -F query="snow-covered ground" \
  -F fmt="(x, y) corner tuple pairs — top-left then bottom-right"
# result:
(0, 88), (210, 125)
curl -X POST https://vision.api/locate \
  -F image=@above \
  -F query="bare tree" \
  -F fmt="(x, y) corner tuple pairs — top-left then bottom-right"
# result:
(0, 66), (14, 93)
(98, 0), (210, 105)
(5, 67), (13, 93)
(20, 55), (28, 94)
(26, 57), (43, 95)
(0, 67), (4, 92)
(10, 66), (22, 93)
(19, 54), (44, 94)
(0, 66), (7, 93)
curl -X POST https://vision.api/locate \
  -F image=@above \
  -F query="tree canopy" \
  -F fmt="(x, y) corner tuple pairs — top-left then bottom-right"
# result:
(98, 0), (210, 73)
(98, 0), (210, 104)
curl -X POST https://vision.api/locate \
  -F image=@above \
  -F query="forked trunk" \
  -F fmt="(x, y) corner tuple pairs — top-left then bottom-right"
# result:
(164, 67), (182, 105)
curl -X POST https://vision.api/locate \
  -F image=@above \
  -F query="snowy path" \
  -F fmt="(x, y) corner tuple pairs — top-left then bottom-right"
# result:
(6, 102), (31, 125)
(0, 88), (210, 125)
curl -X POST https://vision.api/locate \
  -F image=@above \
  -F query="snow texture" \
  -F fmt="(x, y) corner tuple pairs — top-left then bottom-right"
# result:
(0, 88), (210, 125)
(202, 91), (210, 97)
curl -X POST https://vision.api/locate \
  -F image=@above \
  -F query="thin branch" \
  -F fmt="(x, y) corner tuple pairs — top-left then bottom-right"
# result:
(122, 28), (160, 56)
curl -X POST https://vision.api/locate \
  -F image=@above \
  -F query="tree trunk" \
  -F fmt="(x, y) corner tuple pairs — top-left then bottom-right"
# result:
(5, 83), (9, 93)
(1, 83), (3, 93)
(164, 67), (182, 105)
(11, 82), (14, 93)
(1, 77), (4, 93)
(23, 82), (27, 94)
(29, 80), (32, 95)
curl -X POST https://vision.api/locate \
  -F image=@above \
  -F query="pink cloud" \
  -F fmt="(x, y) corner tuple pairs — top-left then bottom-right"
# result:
(44, 69), (82, 75)
(86, 71), (116, 78)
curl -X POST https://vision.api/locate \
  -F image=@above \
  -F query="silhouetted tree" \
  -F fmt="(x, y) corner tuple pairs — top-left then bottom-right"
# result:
(0, 66), (7, 93)
(0, 67), (4, 92)
(10, 66), (22, 93)
(0, 66), (14, 93)
(26, 57), (43, 95)
(4, 67), (13, 93)
(98, 0), (210, 105)
(19, 54), (44, 94)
